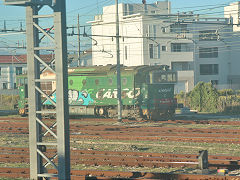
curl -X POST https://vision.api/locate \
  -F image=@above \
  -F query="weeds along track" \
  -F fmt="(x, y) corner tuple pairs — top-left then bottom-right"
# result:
(0, 118), (240, 144)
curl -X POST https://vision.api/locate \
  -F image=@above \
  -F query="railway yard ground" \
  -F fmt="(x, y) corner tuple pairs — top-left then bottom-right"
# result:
(1, 111), (240, 179)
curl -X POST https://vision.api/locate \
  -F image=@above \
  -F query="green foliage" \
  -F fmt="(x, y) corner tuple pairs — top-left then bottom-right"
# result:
(235, 90), (240, 95)
(218, 95), (240, 114)
(188, 82), (219, 113)
(0, 95), (19, 110)
(218, 89), (234, 96)
(175, 91), (186, 104)
(175, 82), (240, 114)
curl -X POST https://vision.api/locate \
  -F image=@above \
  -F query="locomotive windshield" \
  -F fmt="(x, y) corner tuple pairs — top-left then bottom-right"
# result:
(150, 71), (177, 84)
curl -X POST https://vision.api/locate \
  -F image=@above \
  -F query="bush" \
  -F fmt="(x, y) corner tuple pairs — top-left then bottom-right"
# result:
(188, 82), (219, 113)
(175, 91), (186, 104)
(218, 89), (234, 96)
(176, 82), (240, 114)
(218, 95), (240, 114)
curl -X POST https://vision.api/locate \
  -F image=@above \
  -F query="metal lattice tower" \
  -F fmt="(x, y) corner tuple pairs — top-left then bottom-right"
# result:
(3, 0), (70, 179)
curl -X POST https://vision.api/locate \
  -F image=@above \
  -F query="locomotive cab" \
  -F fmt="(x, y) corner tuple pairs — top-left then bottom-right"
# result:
(139, 67), (177, 120)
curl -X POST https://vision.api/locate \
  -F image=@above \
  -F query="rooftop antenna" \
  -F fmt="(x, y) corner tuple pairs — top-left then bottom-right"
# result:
(142, 0), (147, 14)
(3, 20), (6, 32)
(20, 22), (23, 31)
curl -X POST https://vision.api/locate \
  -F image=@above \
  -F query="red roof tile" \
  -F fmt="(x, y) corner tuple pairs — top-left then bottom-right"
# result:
(0, 54), (54, 64)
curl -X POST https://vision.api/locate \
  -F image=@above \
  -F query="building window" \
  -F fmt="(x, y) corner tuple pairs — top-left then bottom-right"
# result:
(124, 4), (133, 16)
(16, 67), (22, 75)
(170, 24), (188, 33)
(172, 62), (193, 71)
(147, 25), (157, 39)
(199, 30), (218, 41)
(199, 47), (218, 58)
(3, 83), (7, 89)
(125, 46), (128, 60)
(0, 67), (1, 76)
(153, 25), (157, 39)
(147, 25), (152, 37)
(14, 83), (17, 89)
(200, 64), (219, 75)
(149, 44), (154, 59)
(157, 44), (160, 59)
(128, 4), (133, 15)
(162, 27), (166, 33)
(171, 43), (193, 52)
(162, 46), (166, 51)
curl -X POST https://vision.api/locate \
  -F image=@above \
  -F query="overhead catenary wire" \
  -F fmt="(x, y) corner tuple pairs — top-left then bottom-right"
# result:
(0, 1), (236, 26)
(0, 1), (239, 30)
(1, 1), (240, 54)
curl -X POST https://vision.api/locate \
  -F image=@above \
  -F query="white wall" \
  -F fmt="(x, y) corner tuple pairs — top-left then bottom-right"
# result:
(0, 64), (27, 90)
(90, 1), (171, 66)
(224, 2), (240, 32)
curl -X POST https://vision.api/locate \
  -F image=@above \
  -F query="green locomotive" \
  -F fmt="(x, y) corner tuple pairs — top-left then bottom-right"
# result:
(16, 65), (177, 120)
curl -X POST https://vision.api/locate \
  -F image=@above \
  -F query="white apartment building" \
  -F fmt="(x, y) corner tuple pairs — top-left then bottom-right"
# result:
(224, 1), (240, 32)
(89, 1), (240, 93)
(0, 54), (53, 91)
(0, 55), (27, 91)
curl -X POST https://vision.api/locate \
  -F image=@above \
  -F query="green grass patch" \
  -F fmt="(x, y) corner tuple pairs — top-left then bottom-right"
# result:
(0, 133), (28, 147)
(70, 138), (240, 156)
(72, 163), (193, 173)
(0, 163), (29, 169)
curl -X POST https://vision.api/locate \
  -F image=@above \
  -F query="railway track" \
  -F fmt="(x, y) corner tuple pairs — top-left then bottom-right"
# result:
(1, 167), (239, 180)
(1, 116), (240, 125)
(1, 116), (240, 179)
(0, 120), (240, 144)
(0, 147), (239, 170)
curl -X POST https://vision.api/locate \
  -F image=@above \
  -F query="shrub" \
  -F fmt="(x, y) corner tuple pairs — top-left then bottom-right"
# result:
(218, 89), (234, 96)
(188, 82), (219, 113)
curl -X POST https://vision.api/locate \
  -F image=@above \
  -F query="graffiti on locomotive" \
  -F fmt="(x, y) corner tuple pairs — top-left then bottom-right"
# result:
(68, 88), (141, 105)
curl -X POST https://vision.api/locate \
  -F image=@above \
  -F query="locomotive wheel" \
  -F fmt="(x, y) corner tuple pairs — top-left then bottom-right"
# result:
(98, 107), (105, 116)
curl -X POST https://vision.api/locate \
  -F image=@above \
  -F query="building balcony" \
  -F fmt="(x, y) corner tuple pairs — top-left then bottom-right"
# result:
(164, 32), (194, 41)
(168, 52), (194, 61)
(177, 70), (194, 80)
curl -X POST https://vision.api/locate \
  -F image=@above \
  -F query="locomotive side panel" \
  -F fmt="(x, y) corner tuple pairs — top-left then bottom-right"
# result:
(68, 75), (136, 106)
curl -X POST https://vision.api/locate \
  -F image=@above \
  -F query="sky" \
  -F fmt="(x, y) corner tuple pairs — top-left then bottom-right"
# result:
(0, 0), (236, 54)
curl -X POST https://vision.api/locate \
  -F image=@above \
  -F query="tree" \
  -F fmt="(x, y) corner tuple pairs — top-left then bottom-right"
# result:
(188, 82), (218, 113)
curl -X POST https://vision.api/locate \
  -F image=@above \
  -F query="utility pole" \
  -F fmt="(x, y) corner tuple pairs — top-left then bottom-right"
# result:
(115, 0), (122, 122)
(78, 14), (81, 66)
(3, 0), (70, 179)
